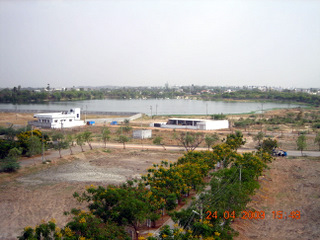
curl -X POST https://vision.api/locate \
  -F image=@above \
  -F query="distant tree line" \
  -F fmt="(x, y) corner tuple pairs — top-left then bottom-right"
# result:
(1, 87), (320, 106)
(202, 89), (320, 106)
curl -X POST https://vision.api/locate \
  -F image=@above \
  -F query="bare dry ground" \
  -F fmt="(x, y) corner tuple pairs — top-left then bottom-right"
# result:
(233, 156), (320, 240)
(0, 149), (183, 240)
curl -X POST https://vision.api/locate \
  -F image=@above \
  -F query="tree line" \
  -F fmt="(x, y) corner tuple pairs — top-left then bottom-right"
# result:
(1, 87), (320, 106)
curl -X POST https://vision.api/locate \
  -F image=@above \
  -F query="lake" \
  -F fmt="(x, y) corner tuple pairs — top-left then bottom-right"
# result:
(0, 99), (300, 115)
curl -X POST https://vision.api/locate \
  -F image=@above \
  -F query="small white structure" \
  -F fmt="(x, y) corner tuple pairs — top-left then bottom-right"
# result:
(159, 118), (229, 130)
(133, 129), (152, 139)
(30, 108), (85, 129)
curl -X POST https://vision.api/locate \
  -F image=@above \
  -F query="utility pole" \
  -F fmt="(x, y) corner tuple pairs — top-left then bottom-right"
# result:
(150, 105), (153, 118)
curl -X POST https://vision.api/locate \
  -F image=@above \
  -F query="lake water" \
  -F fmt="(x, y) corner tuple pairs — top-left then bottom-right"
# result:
(0, 99), (300, 115)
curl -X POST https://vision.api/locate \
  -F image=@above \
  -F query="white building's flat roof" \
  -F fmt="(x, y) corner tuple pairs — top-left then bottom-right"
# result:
(168, 118), (227, 122)
(34, 112), (76, 119)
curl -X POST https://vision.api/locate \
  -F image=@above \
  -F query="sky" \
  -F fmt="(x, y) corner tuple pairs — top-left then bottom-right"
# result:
(0, 0), (319, 89)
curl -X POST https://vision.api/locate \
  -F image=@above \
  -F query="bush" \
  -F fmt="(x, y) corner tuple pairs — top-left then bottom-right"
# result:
(211, 113), (227, 120)
(313, 123), (320, 129)
(0, 157), (20, 173)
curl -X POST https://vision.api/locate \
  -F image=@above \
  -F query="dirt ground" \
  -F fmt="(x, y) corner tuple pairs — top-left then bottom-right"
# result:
(0, 149), (183, 240)
(233, 156), (320, 240)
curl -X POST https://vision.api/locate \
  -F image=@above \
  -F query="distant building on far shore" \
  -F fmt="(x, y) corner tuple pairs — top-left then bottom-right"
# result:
(150, 118), (229, 130)
(29, 108), (85, 129)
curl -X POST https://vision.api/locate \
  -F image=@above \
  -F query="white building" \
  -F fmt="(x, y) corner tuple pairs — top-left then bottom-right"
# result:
(157, 118), (229, 130)
(30, 108), (85, 129)
(132, 129), (152, 139)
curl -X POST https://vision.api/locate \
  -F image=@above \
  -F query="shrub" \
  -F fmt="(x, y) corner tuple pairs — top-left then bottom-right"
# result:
(313, 123), (320, 129)
(0, 157), (20, 173)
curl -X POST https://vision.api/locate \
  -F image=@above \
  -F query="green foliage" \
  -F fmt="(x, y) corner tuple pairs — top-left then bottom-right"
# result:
(0, 126), (16, 141)
(0, 155), (20, 172)
(124, 119), (130, 125)
(204, 133), (219, 150)
(74, 183), (152, 239)
(52, 132), (68, 158)
(20, 140), (273, 240)
(1, 147), (22, 173)
(234, 118), (255, 131)
(212, 143), (236, 168)
(26, 136), (42, 157)
(224, 131), (246, 150)
(177, 151), (216, 170)
(257, 138), (278, 154)
(2, 87), (320, 106)
(18, 214), (130, 240)
(153, 136), (166, 150)
(253, 131), (264, 145)
(101, 127), (111, 148)
(313, 123), (320, 129)
(0, 139), (19, 159)
(211, 113), (226, 120)
(116, 126), (132, 135)
(169, 142), (272, 239)
(117, 135), (129, 149)
(177, 132), (204, 152)
(82, 131), (93, 150)
(296, 134), (307, 155)
(65, 134), (75, 155)
(16, 129), (49, 155)
(75, 133), (85, 152)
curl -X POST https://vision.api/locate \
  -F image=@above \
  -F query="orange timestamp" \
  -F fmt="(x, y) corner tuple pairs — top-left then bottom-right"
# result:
(206, 210), (301, 220)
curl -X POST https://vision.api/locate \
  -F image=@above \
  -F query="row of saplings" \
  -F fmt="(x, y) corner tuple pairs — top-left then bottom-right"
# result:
(19, 132), (275, 240)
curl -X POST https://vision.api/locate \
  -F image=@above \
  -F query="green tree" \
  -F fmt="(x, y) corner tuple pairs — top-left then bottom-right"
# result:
(0, 147), (21, 173)
(18, 213), (130, 240)
(153, 136), (166, 150)
(177, 132), (204, 152)
(76, 133), (85, 152)
(117, 126), (132, 135)
(297, 134), (307, 156)
(259, 138), (278, 154)
(52, 132), (68, 158)
(212, 143), (236, 168)
(224, 131), (246, 150)
(254, 131), (265, 146)
(204, 133), (219, 150)
(82, 131), (93, 150)
(101, 127), (111, 148)
(65, 134), (74, 155)
(26, 136), (42, 157)
(74, 184), (151, 240)
(0, 126), (16, 141)
(314, 132), (320, 151)
(117, 135), (129, 149)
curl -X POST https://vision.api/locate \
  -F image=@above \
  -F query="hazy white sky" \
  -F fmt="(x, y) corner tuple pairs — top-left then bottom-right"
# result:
(0, 0), (319, 88)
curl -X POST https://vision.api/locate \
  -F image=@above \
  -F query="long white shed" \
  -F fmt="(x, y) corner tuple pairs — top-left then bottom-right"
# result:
(161, 118), (229, 130)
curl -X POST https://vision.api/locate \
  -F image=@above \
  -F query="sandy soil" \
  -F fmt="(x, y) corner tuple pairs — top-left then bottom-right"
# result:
(233, 156), (320, 240)
(0, 149), (183, 240)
